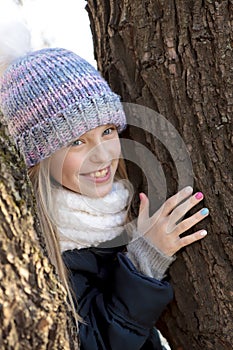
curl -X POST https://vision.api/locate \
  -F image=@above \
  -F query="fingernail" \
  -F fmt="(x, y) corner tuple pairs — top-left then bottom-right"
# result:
(200, 230), (207, 236)
(185, 186), (193, 193)
(195, 192), (203, 200)
(201, 208), (209, 216)
(139, 193), (143, 201)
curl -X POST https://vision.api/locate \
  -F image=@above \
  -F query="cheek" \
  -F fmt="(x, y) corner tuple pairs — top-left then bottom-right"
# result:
(62, 154), (81, 179)
(50, 151), (81, 184)
(112, 138), (121, 159)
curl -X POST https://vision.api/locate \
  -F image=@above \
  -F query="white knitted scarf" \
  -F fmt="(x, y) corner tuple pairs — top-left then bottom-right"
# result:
(51, 182), (130, 252)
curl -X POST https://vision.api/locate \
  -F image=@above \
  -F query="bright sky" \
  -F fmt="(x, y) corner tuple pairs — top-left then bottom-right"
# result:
(1, 0), (96, 66)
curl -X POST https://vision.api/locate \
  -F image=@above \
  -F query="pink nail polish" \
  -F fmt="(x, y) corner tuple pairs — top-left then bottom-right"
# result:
(195, 192), (203, 200)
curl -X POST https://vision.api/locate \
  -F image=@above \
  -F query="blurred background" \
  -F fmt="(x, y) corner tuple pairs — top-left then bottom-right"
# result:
(1, 0), (95, 66)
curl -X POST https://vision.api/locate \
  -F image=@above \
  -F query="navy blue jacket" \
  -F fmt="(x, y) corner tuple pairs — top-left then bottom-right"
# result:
(63, 245), (173, 349)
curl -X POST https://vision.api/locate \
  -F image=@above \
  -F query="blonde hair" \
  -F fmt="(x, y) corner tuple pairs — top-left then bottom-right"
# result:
(28, 155), (132, 327)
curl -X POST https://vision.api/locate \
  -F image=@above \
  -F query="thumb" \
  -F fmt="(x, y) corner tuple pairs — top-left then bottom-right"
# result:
(138, 192), (150, 227)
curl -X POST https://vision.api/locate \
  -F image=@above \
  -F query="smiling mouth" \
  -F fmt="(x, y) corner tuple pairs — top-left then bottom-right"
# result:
(82, 166), (110, 179)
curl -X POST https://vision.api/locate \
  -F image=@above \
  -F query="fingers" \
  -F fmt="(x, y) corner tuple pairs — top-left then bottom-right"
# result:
(169, 191), (205, 225)
(173, 207), (209, 236)
(162, 186), (193, 216)
(136, 188), (209, 256)
(138, 192), (150, 229)
(179, 229), (208, 249)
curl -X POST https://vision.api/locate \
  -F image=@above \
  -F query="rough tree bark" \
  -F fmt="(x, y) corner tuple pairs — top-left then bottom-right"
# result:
(0, 119), (78, 349)
(86, 1), (233, 349)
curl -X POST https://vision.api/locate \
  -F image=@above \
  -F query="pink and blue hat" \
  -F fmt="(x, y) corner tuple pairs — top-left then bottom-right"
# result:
(0, 48), (126, 167)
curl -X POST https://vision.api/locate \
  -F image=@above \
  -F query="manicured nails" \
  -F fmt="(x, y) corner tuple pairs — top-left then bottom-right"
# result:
(195, 192), (203, 200)
(185, 186), (193, 193)
(201, 208), (209, 216)
(200, 230), (207, 236)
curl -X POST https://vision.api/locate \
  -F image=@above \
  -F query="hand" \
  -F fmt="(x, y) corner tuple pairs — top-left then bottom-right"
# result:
(137, 186), (209, 256)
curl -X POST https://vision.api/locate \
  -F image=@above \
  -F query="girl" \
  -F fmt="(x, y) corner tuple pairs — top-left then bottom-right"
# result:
(0, 29), (209, 350)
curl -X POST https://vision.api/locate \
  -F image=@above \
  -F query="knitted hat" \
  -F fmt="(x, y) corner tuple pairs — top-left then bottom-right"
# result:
(0, 45), (126, 167)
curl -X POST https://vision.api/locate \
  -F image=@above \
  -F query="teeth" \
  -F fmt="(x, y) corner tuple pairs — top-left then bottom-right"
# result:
(89, 168), (108, 178)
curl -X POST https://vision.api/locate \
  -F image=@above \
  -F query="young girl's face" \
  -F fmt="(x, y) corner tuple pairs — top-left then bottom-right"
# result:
(50, 124), (121, 198)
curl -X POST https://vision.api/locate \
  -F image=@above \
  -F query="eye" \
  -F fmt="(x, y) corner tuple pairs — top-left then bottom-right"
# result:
(71, 139), (83, 146)
(103, 126), (116, 136)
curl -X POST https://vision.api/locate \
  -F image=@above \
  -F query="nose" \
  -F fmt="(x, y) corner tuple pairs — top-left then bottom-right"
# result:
(89, 140), (110, 164)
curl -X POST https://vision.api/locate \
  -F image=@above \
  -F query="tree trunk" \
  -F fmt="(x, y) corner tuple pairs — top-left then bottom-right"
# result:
(0, 119), (78, 349)
(86, 1), (233, 349)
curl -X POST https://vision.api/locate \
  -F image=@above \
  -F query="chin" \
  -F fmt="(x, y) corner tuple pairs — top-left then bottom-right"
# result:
(73, 179), (114, 198)
(90, 182), (114, 198)
(95, 185), (112, 198)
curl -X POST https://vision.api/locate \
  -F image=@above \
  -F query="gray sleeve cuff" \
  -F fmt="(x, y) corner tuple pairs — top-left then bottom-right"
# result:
(126, 236), (176, 281)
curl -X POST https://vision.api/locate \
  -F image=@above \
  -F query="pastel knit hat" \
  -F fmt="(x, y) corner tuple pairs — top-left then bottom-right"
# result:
(0, 28), (126, 167)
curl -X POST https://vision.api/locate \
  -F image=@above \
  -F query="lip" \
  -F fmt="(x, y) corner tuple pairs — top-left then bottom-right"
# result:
(80, 166), (111, 183)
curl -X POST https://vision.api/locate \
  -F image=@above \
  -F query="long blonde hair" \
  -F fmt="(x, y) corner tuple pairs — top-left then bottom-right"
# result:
(28, 155), (132, 326)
